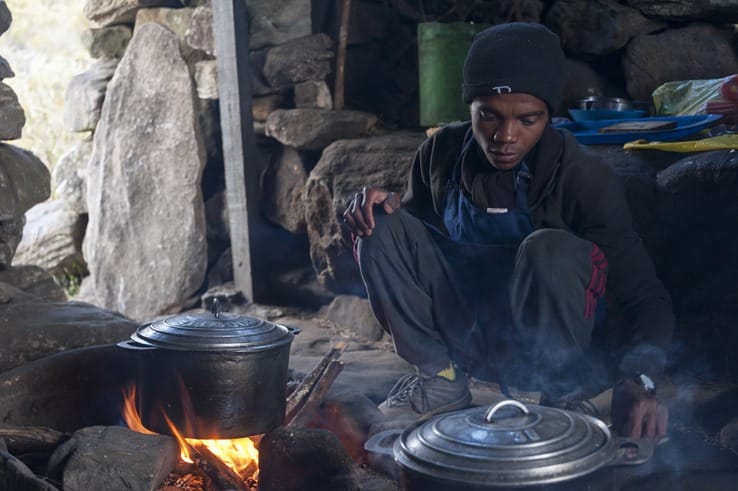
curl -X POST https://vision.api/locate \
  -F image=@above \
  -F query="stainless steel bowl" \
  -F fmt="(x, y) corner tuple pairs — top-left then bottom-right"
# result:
(575, 96), (634, 111)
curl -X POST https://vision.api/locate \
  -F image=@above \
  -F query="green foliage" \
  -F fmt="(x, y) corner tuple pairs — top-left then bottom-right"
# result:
(56, 259), (88, 298)
(0, 0), (92, 169)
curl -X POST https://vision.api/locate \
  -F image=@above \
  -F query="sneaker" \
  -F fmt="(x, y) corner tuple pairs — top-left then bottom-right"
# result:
(378, 370), (472, 421)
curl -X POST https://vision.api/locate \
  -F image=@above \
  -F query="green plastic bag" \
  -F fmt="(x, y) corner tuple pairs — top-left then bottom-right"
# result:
(652, 75), (735, 116)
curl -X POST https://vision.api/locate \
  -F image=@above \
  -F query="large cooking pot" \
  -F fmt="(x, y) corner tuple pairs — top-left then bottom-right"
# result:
(365, 400), (653, 490)
(118, 301), (295, 439)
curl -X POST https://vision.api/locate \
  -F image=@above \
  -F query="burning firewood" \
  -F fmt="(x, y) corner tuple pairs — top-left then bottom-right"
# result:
(285, 342), (347, 424)
(190, 442), (255, 491)
(287, 360), (344, 428)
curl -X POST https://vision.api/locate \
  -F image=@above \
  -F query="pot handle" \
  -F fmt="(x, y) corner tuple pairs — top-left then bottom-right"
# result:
(607, 437), (654, 466)
(364, 429), (402, 457)
(283, 325), (301, 335)
(484, 399), (530, 423)
(117, 339), (156, 350)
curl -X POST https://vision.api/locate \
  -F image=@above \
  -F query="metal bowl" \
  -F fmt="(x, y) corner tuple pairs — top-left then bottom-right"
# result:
(575, 96), (635, 111)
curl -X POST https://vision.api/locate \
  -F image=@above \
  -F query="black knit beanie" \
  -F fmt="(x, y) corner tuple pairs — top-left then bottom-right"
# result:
(462, 22), (565, 113)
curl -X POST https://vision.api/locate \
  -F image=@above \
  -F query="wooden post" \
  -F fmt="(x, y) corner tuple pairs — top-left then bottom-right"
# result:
(334, 0), (352, 110)
(211, 0), (266, 302)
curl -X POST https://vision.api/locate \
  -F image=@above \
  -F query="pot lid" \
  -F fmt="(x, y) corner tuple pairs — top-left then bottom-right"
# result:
(130, 299), (293, 352)
(394, 400), (618, 487)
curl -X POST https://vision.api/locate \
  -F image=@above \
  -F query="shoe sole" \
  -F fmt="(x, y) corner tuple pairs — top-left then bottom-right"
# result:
(417, 391), (473, 422)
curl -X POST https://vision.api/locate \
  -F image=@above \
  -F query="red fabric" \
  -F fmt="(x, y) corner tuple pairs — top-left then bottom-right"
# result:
(584, 243), (608, 319)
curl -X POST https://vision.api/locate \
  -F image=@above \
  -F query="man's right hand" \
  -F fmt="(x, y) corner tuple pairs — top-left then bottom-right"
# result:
(611, 379), (668, 443)
(342, 187), (401, 237)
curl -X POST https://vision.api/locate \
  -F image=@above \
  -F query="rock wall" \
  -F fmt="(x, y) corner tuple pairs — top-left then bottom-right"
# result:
(0, 2), (139, 373)
(0, 0), (54, 282)
(13, 0), (738, 335)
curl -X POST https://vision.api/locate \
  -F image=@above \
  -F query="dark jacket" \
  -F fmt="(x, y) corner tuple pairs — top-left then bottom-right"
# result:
(402, 122), (674, 380)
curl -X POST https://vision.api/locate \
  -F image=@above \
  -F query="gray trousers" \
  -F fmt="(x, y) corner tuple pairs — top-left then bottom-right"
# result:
(357, 209), (611, 399)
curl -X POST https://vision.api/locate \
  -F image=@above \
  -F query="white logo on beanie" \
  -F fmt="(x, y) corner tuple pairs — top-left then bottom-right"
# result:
(491, 85), (512, 94)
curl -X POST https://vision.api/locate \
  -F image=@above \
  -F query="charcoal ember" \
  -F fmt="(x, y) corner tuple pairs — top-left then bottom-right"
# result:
(158, 471), (206, 491)
(258, 427), (359, 491)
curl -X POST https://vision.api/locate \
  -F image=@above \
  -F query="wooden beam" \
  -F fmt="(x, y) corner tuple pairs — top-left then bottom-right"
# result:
(211, 0), (266, 302)
(334, 0), (352, 110)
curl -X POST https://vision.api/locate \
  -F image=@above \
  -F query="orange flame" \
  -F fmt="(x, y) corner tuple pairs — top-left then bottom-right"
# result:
(121, 384), (259, 482)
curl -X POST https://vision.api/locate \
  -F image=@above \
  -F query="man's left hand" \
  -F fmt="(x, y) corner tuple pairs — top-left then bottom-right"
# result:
(611, 379), (668, 443)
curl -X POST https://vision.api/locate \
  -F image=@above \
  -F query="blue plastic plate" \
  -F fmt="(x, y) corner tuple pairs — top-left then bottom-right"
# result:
(568, 108), (648, 122)
(554, 115), (722, 145)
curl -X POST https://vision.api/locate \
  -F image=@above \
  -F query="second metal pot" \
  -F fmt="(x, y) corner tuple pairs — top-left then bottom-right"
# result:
(119, 302), (295, 439)
(366, 400), (653, 490)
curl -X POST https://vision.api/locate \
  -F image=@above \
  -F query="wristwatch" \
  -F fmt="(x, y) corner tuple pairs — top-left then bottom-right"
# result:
(634, 373), (656, 395)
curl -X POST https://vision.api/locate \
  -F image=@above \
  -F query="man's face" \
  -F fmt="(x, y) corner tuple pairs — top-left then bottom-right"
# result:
(470, 93), (549, 170)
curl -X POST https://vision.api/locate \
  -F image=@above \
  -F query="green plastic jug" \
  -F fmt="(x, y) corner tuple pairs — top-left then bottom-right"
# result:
(417, 22), (489, 127)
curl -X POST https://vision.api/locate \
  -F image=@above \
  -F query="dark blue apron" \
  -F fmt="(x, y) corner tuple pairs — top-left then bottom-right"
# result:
(432, 137), (536, 378)
(443, 138), (535, 246)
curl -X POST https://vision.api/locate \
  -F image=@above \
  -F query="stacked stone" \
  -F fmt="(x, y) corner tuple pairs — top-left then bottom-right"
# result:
(0, 0), (69, 301)
(15, 0), (738, 324)
(30, 0), (418, 321)
(0, 1), (138, 373)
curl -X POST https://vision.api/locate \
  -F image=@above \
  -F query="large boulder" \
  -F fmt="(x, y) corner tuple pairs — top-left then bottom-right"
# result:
(259, 427), (359, 491)
(63, 58), (119, 133)
(0, 143), (50, 267)
(184, 4), (213, 56)
(0, 266), (67, 302)
(134, 6), (194, 39)
(262, 34), (334, 91)
(83, 22), (207, 320)
(0, 143), (49, 220)
(471, 0), (545, 24)
(0, 1), (10, 37)
(294, 81), (333, 110)
(0, 217), (23, 270)
(304, 132), (426, 293)
(0, 283), (136, 373)
(265, 109), (379, 151)
(247, 0), (312, 50)
(12, 199), (87, 283)
(546, 0), (666, 56)
(47, 426), (177, 491)
(51, 139), (93, 215)
(0, 344), (135, 430)
(0, 83), (25, 140)
(81, 25), (132, 59)
(626, 0), (738, 23)
(655, 150), (738, 311)
(623, 23), (738, 102)
(0, 55), (15, 81)
(262, 146), (309, 234)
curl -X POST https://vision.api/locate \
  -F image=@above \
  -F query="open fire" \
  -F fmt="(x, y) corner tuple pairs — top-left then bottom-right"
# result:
(122, 384), (260, 488)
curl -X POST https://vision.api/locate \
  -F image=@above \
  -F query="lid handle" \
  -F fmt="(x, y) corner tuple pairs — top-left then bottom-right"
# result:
(211, 298), (220, 319)
(484, 399), (530, 423)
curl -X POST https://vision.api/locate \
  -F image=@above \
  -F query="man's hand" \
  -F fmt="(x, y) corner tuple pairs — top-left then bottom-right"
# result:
(611, 379), (668, 443)
(342, 187), (401, 237)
